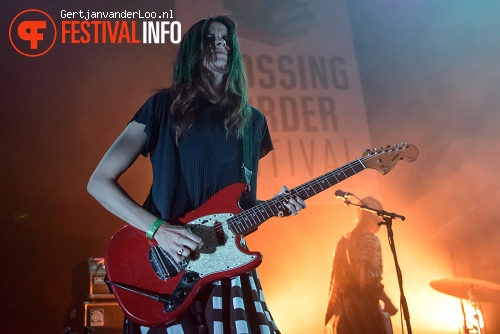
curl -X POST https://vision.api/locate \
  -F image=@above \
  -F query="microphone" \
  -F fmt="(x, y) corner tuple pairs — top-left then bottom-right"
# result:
(335, 189), (354, 198)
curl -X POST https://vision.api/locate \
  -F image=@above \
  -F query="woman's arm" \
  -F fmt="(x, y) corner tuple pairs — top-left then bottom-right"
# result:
(87, 121), (202, 261)
(88, 121), (154, 228)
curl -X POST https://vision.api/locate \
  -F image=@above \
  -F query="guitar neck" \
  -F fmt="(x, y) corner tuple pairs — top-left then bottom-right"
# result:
(229, 158), (366, 235)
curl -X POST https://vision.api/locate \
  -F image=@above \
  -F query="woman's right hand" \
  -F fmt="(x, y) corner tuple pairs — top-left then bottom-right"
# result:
(154, 222), (204, 262)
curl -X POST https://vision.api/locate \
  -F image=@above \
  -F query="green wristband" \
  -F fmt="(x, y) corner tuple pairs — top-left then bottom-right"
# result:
(146, 218), (166, 239)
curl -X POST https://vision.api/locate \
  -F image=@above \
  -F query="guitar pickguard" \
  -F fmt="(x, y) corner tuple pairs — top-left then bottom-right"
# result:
(185, 213), (256, 277)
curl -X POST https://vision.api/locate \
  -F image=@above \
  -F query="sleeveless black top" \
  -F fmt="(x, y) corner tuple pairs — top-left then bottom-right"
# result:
(131, 89), (273, 221)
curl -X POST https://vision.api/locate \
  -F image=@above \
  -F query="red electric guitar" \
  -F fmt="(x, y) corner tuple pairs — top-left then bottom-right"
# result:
(105, 143), (419, 327)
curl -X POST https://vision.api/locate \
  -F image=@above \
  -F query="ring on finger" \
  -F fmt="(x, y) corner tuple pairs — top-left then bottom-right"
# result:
(177, 248), (184, 256)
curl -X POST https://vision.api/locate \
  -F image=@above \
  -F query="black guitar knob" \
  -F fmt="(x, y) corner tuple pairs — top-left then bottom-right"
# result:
(185, 272), (200, 283)
(164, 300), (176, 312)
(176, 288), (187, 298)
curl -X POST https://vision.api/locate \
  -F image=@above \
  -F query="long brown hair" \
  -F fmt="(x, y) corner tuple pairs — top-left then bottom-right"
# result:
(170, 16), (251, 144)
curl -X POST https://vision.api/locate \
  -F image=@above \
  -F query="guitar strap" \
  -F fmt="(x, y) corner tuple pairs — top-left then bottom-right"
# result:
(242, 118), (252, 186)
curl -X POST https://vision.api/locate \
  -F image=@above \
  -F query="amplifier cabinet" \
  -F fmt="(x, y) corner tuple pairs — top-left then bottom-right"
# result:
(67, 301), (123, 333)
(72, 257), (114, 301)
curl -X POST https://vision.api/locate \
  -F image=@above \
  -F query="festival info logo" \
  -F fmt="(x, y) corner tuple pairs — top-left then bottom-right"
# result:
(9, 9), (57, 57)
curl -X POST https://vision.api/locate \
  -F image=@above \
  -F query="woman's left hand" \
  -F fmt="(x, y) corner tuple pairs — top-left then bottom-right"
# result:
(277, 186), (306, 217)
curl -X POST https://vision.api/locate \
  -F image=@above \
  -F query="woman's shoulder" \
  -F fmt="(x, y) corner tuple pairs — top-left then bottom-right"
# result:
(132, 88), (174, 124)
(150, 88), (172, 102)
(137, 88), (172, 110)
(249, 106), (268, 125)
(147, 88), (174, 113)
(250, 105), (264, 117)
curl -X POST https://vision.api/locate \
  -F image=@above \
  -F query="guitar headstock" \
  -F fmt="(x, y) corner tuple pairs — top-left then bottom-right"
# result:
(363, 143), (419, 175)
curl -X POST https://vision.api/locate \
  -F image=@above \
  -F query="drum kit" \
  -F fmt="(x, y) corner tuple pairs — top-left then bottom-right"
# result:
(430, 277), (500, 334)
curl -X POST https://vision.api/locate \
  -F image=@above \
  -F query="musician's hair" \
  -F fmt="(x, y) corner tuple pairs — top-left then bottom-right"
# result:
(170, 15), (251, 144)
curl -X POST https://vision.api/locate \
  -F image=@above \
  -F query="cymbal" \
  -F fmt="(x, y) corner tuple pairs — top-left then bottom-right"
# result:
(430, 277), (500, 302)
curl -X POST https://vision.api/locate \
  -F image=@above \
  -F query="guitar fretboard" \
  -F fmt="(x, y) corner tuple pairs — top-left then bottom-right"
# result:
(228, 158), (366, 235)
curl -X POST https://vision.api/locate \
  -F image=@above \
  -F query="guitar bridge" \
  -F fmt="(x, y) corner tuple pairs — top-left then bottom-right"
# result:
(149, 246), (187, 280)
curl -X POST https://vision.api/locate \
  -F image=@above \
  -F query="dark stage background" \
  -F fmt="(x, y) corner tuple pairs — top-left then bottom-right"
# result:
(1, 1), (500, 333)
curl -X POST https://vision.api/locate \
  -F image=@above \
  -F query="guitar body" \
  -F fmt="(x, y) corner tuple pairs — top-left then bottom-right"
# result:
(105, 183), (262, 327)
(105, 143), (419, 327)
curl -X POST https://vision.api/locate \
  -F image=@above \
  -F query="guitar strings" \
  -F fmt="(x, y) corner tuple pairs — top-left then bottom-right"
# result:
(189, 156), (371, 241)
(178, 146), (408, 253)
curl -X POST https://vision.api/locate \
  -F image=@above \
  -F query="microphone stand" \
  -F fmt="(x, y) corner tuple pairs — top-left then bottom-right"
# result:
(344, 199), (413, 334)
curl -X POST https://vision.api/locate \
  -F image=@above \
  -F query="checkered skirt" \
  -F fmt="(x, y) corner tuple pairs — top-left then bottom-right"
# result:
(124, 270), (280, 334)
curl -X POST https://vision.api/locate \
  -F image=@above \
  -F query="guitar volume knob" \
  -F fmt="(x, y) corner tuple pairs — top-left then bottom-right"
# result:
(185, 272), (199, 283)
(164, 300), (176, 312)
(176, 288), (187, 298)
